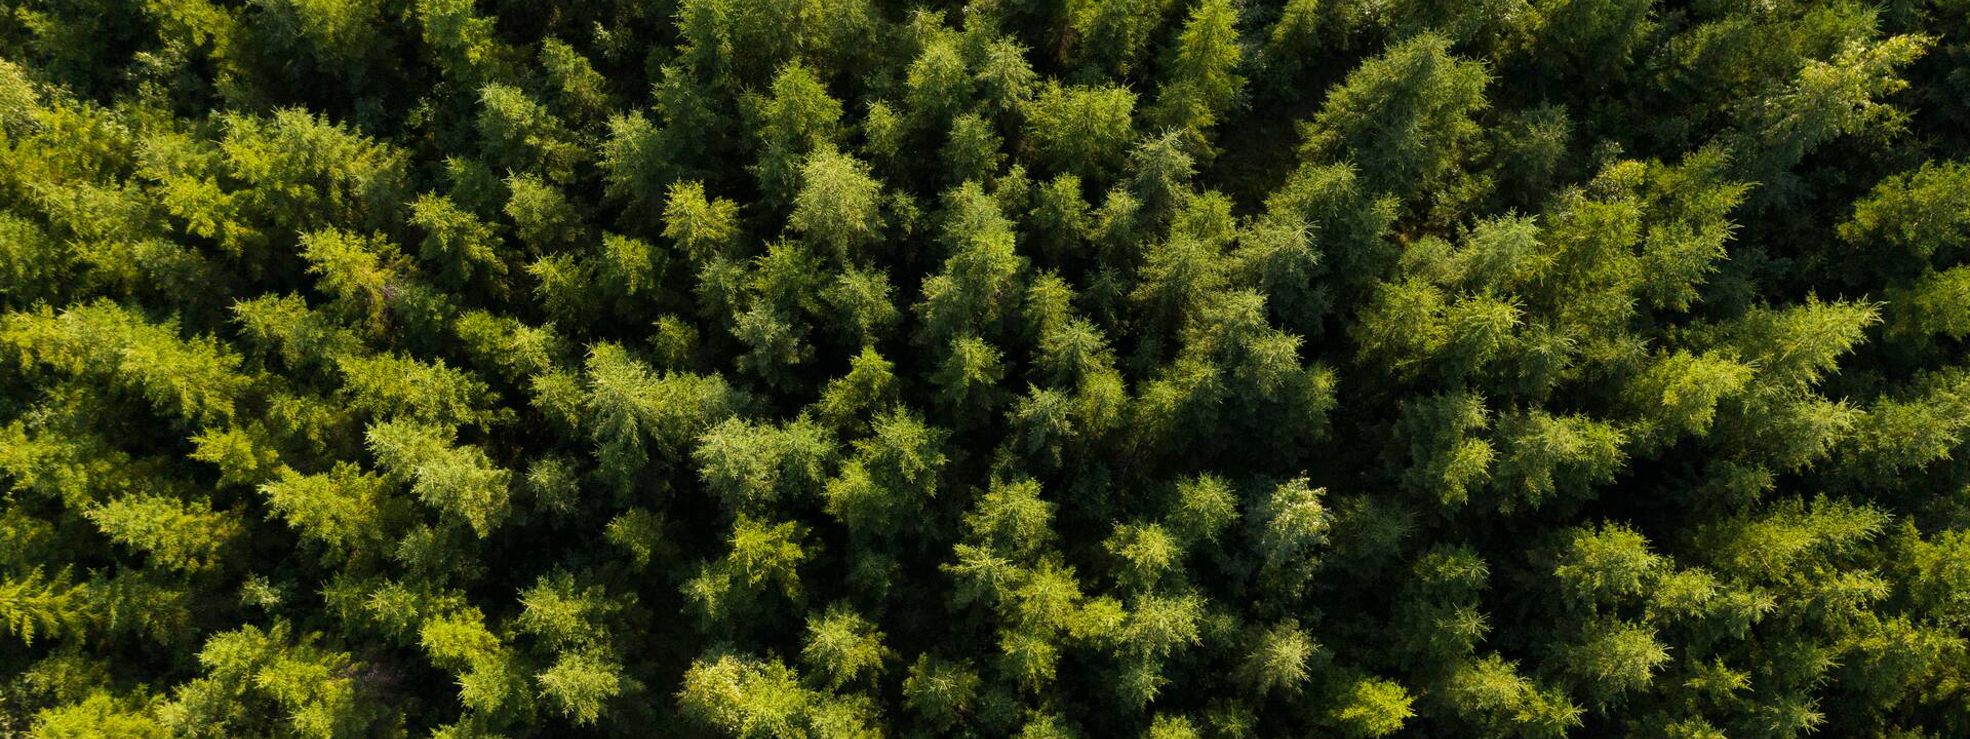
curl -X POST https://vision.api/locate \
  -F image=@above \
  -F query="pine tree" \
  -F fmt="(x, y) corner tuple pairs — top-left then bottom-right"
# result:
(1299, 34), (1489, 204)
(6, 3), (1970, 737)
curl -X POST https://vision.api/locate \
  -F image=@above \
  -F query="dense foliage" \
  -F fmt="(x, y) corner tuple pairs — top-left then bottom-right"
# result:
(3, 0), (1970, 736)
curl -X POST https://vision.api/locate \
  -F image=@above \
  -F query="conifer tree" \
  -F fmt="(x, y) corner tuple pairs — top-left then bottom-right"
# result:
(4, 3), (1970, 737)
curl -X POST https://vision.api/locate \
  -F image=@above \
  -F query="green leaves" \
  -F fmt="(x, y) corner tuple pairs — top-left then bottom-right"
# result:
(1396, 393), (1495, 509)
(5, 2), (1970, 737)
(1445, 655), (1582, 737)
(582, 343), (738, 486)
(478, 83), (583, 183)
(1553, 523), (1663, 607)
(1331, 676), (1413, 737)
(1022, 83), (1137, 180)
(1254, 478), (1332, 589)
(687, 516), (811, 623)
(84, 494), (239, 572)
(661, 183), (740, 267)
(519, 573), (632, 724)
(337, 351), (501, 428)
(411, 194), (506, 286)
(802, 604), (888, 689)
(1841, 161), (1970, 260)
(260, 463), (397, 554)
(1300, 33), (1489, 202)
(1733, 33), (1932, 189)
(1490, 411), (1625, 509)
(1147, 0), (1245, 154)
(300, 229), (409, 331)
(0, 568), (90, 646)
(695, 416), (835, 514)
(1241, 620), (1317, 696)
(367, 419), (512, 538)
(1065, 0), (1177, 76)
(215, 109), (411, 242)
(1, 301), (252, 425)
(1560, 619), (1668, 701)
(167, 623), (385, 738)
(903, 654), (980, 729)
(536, 650), (624, 726)
(747, 61), (847, 204)
(1715, 297), (1880, 391)
(825, 409), (949, 538)
(678, 652), (813, 738)
(791, 147), (885, 258)
(1625, 349), (1754, 441)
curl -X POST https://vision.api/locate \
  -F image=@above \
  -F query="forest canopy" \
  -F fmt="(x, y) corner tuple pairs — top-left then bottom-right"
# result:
(3, 0), (1970, 736)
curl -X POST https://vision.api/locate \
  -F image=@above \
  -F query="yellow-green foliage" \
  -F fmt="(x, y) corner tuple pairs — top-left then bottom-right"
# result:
(2, 2), (1969, 737)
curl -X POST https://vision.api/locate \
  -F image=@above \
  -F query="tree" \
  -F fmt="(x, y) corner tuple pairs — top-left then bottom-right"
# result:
(944, 113), (1006, 185)
(582, 343), (738, 489)
(1147, 0), (1245, 156)
(1299, 34), (1489, 204)
(1331, 676), (1414, 737)
(84, 494), (240, 572)
(1623, 349), (1755, 444)
(0, 569), (91, 646)
(790, 147), (884, 260)
(1551, 523), (1663, 607)
(664, 181), (744, 264)
(1023, 83), (1137, 180)
(164, 623), (388, 737)
(30, 691), (169, 738)
(903, 654), (980, 730)
(694, 416), (835, 515)
(812, 347), (901, 431)
(905, 31), (972, 130)
(822, 266), (900, 347)
(931, 335), (1007, 423)
(367, 419), (513, 538)
(1732, 33), (1931, 204)
(212, 110), (411, 248)
(416, 0), (521, 87)
(418, 607), (534, 721)
(0, 301), (253, 425)
(539, 38), (611, 124)
(537, 650), (625, 726)
(1443, 655), (1582, 737)
(1559, 619), (1668, 701)
(299, 228), (414, 333)
(260, 463), (401, 557)
(916, 184), (1027, 347)
(802, 604), (888, 689)
(1107, 522), (1181, 592)
(1839, 161), (1970, 261)
(677, 652), (814, 738)
(1488, 411), (1625, 510)
(519, 573), (633, 725)
(477, 83), (583, 183)
(505, 174), (582, 251)
(825, 409), (949, 538)
(686, 516), (811, 623)
(1065, 0), (1178, 76)
(1253, 478), (1332, 591)
(10, 3), (1970, 737)
(745, 62), (847, 206)
(1395, 393), (1495, 509)
(674, 0), (877, 89)
(1240, 620), (1316, 695)
(411, 194), (506, 288)
(453, 311), (564, 383)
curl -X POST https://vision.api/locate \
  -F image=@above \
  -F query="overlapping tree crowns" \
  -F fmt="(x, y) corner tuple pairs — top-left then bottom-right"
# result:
(2, 0), (1969, 737)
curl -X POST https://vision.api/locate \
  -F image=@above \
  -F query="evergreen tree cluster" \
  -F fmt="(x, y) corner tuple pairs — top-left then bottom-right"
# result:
(4, 0), (1970, 736)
